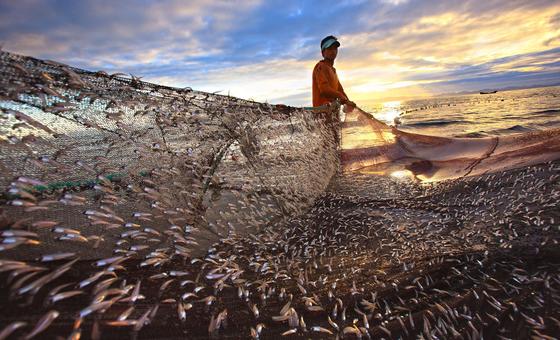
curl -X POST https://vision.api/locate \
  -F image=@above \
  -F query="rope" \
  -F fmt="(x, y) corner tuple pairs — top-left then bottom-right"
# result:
(461, 136), (500, 178)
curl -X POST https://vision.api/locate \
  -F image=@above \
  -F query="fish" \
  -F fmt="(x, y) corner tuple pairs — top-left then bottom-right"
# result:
(79, 270), (116, 288)
(23, 310), (59, 339)
(31, 220), (59, 228)
(281, 328), (297, 336)
(105, 320), (137, 327)
(251, 303), (259, 318)
(177, 302), (187, 321)
(39, 252), (76, 262)
(49, 289), (85, 304)
(5, 109), (55, 134)
(133, 306), (153, 332)
(79, 299), (116, 318)
(0, 321), (27, 340)
(18, 258), (79, 296)
(311, 326), (333, 334)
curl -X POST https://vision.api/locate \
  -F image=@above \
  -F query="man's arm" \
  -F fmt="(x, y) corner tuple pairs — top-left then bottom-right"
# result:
(338, 81), (356, 108)
(319, 85), (348, 103)
(319, 83), (348, 104)
(316, 66), (348, 103)
(337, 82), (350, 103)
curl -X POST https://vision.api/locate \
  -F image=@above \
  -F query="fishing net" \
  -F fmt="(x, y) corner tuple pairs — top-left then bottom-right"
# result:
(341, 107), (560, 180)
(0, 51), (339, 259)
(0, 51), (559, 339)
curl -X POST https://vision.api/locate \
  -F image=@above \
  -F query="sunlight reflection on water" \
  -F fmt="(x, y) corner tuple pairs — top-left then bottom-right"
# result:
(377, 100), (402, 125)
(363, 86), (560, 138)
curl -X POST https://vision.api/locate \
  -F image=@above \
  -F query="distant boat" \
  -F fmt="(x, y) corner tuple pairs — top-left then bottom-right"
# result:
(480, 90), (498, 94)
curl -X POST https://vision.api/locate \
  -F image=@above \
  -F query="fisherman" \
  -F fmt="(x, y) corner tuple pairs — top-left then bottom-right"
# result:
(312, 35), (356, 119)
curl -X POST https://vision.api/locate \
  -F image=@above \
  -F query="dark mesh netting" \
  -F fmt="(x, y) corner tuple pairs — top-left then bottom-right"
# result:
(0, 51), (339, 257)
(0, 51), (559, 339)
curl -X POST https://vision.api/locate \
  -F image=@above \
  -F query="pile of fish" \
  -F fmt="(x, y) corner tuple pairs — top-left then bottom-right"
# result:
(0, 51), (559, 339)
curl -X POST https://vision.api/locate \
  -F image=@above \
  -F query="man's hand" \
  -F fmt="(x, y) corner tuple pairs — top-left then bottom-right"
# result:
(343, 100), (356, 113)
(345, 100), (356, 110)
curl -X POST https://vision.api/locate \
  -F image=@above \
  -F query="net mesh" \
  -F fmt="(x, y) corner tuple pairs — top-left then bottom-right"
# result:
(341, 107), (560, 181)
(0, 51), (559, 339)
(0, 51), (339, 260)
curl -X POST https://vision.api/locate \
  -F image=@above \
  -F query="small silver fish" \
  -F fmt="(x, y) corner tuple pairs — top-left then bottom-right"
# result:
(24, 310), (59, 339)
(39, 252), (76, 262)
(49, 289), (84, 304)
(0, 321), (27, 340)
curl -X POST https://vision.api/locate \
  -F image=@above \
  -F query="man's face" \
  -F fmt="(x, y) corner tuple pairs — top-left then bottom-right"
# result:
(322, 45), (338, 61)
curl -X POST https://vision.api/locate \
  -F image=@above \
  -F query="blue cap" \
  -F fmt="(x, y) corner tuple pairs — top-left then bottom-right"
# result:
(321, 37), (340, 51)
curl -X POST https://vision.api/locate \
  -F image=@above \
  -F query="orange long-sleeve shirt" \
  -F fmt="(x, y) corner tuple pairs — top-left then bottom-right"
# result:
(312, 60), (347, 107)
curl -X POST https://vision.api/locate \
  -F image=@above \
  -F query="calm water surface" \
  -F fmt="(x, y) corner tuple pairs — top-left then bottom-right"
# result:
(365, 86), (560, 138)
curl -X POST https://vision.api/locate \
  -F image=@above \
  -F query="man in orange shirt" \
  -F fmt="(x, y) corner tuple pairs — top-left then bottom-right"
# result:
(312, 35), (356, 114)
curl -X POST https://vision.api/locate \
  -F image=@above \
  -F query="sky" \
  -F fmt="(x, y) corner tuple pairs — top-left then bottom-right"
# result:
(1, 0), (559, 107)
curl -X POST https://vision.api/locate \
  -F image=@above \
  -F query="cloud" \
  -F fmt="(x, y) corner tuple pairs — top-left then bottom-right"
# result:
(147, 58), (315, 106)
(0, 0), (559, 106)
(0, 1), (261, 68)
(332, 1), (560, 100)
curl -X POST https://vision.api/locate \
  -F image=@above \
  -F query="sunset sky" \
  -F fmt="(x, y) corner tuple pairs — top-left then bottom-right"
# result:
(1, 0), (559, 106)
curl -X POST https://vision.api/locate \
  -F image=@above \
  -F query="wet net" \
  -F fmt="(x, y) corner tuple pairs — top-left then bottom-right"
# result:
(341, 107), (560, 180)
(0, 50), (340, 257)
(0, 51), (559, 339)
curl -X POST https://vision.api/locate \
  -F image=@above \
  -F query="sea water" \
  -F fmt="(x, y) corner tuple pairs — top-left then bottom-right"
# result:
(365, 85), (560, 138)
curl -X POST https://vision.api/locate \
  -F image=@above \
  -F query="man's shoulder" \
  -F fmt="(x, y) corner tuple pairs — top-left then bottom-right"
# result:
(313, 60), (328, 73)
(312, 61), (319, 71)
